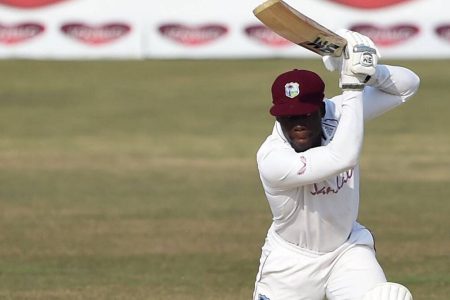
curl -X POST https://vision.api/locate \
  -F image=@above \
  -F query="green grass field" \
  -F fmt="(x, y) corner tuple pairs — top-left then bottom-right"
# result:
(0, 59), (448, 300)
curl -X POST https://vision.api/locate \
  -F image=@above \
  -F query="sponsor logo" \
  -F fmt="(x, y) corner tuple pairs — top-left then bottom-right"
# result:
(302, 36), (341, 55)
(435, 25), (450, 42)
(311, 169), (354, 196)
(0, 22), (44, 44)
(322, 118), (338, 138)
(0, 0), (65, 8)
(297, 156), (307, 175)
(61, 23), (131, 45)
(360, 53), (373, 66)
(285, 82), (300, 98)
(244, 24), (291, 47)
(350, 24), (419, 46)
(327, 0), (411, 9)
(158, 23), (228, 46)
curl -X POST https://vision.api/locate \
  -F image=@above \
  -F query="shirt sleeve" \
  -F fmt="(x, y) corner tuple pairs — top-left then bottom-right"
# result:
(258, 91), (363, 191)
(363, 65), (420, 121)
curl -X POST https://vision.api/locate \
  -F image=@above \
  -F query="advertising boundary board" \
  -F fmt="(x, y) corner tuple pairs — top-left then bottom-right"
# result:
(0, 0), (448, 59)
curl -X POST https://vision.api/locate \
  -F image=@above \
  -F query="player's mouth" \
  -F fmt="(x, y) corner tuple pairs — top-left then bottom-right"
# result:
(291, 128), (311, 140)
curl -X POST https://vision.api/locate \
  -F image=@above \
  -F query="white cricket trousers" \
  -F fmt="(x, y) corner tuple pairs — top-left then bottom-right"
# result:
(253, 223), (386, 300)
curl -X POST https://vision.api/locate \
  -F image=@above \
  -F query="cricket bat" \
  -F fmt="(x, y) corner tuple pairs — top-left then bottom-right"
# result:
(253, 0), (347, 57)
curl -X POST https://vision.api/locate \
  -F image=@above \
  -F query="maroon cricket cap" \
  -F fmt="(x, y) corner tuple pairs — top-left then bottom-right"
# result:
(270, 69), (325, 116)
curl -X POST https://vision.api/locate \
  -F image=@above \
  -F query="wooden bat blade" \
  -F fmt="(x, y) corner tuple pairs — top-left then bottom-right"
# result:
(253, 0), (346, 57)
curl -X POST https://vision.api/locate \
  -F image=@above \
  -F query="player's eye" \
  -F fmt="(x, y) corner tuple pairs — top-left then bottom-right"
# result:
(286, 114), (311, 120)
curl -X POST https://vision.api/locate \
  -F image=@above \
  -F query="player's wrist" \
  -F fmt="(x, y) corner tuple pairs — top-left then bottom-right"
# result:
(341, 84), (365, 91)
(365, 65), (387, 87)
(339, 74), (370, 91)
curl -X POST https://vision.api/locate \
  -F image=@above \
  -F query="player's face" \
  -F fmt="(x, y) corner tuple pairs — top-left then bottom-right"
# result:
(277, 110), (323, 153)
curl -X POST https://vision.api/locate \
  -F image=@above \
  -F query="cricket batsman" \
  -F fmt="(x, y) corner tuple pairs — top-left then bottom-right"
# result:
(253, 30), (420, 300)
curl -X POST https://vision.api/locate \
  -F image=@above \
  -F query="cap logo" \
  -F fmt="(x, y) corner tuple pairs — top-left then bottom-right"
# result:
(285, 82), (300, 98)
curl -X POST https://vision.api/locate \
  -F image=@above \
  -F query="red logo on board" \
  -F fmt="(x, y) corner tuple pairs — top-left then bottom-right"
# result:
(245, 25), (291, 47)
(0, 23), (44, 44)
(350, 24), (419, 46)
(159, 24), (228, 46)
(61, 23), (131, 45)
(327, 0), (411, 9)
(435, 25), (450, 43)
(0, 0), (65, 8)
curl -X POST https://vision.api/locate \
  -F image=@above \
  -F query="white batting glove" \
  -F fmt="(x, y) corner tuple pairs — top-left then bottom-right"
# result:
(323, 29), (380, 91)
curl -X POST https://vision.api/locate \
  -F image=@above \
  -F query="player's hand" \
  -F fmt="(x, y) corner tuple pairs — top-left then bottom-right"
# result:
(322, 29), (380, 90)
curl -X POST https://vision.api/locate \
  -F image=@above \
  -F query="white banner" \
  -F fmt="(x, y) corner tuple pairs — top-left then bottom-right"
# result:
(0, 0), (448, 59)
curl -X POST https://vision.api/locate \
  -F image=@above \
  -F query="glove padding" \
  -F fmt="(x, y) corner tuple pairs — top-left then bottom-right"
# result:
(323, 29), (380, 90)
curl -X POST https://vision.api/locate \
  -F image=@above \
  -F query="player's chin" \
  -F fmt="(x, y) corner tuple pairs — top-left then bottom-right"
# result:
(291, 138), (313, 153)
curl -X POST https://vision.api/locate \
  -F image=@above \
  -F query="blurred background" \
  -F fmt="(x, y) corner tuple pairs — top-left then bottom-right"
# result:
(0, 0), (449, 299)
(0, 0), (448, 59)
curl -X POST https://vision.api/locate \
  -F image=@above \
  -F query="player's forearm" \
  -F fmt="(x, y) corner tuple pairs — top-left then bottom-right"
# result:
(363, 65), (420, 121)
(310, 90), (364, 174)
(367, 65), (420, 101)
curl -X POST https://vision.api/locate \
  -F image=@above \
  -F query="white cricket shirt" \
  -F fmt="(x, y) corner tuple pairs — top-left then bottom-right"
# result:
(257, 65), (420, 253)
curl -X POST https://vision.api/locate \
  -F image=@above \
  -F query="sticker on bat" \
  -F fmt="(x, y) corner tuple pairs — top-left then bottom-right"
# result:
(301, 36), (341, 55)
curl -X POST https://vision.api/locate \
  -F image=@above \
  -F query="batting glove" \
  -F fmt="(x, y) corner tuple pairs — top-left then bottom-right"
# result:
(323, 29), (380, 91)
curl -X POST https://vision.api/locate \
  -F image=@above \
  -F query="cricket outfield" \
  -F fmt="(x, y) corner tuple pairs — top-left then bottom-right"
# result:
(0, 59), (448, 299)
